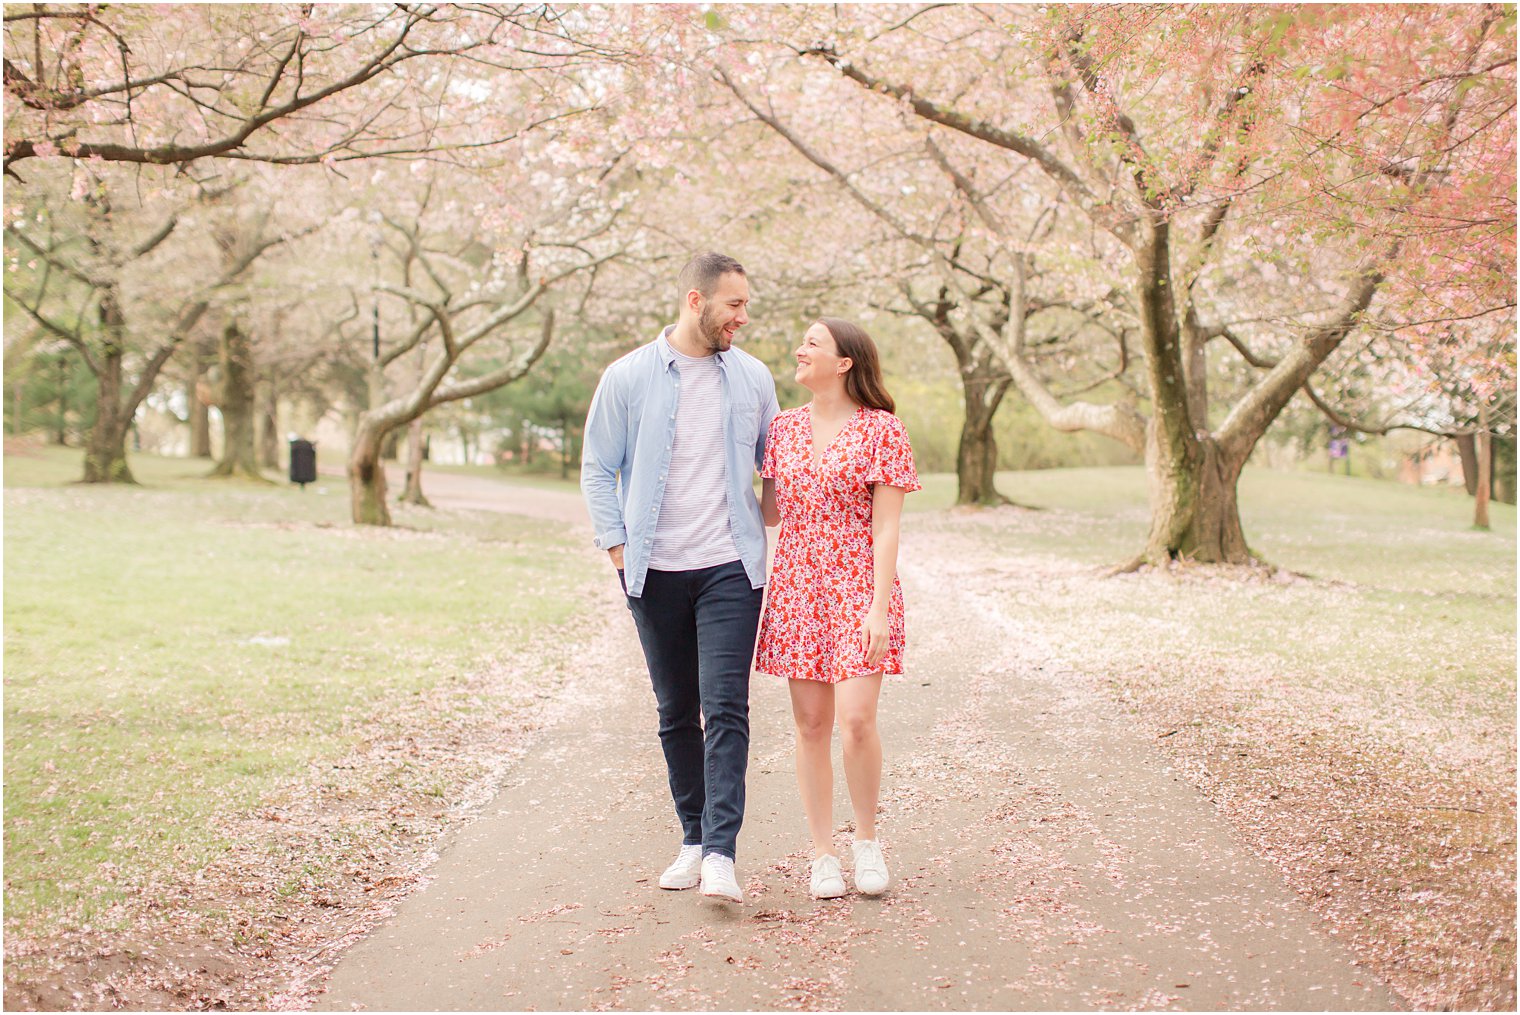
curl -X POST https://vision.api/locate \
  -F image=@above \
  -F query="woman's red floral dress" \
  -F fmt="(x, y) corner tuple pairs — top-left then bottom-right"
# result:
(755, 405), (920, 683)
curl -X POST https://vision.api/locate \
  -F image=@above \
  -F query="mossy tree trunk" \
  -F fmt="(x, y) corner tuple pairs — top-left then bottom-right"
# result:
(208, 320), (269, 481)
(82, 290), (136, 483)
(956, 370), (1011, 507)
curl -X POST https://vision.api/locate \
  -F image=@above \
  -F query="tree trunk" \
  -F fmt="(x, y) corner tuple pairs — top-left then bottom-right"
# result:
(1184, 269), (1383, 569)
(932, 302), (1014, 506)
(81, 292), (135, 484)
(208, 321), (267, 481)
(956, 370), (1012, 506)
(259, 380), (279, 470)
(83, 413), (133, 482)
(349, 416), (393, 526)
(400, 417), (431, 506)
(1455, 432), (1479, 495)
(1143, 431), (1252, 565)
(1493, 430), (1516, 505)
(1474, 402), (1492, 530)
(1181, 310), (1210, 432)
(189, 340), (213, 458)
(1135, 222), (1208, 562)
(84, 384), (134, 483)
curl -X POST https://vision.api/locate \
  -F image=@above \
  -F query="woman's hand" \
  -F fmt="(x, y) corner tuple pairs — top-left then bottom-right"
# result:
(860, 604), (889, 669)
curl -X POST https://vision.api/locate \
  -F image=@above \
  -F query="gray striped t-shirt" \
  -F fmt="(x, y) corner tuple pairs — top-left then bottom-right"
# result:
(648, 347), (740, 571)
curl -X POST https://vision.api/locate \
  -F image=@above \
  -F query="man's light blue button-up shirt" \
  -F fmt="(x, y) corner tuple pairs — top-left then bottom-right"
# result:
(581, 327), (779, 597)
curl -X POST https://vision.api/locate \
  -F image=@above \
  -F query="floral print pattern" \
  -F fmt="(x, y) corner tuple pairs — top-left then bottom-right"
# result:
(755, 405), (921, 683)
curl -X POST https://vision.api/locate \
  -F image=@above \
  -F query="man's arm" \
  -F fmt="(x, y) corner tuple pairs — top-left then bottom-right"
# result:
(580, 369), (628, 567)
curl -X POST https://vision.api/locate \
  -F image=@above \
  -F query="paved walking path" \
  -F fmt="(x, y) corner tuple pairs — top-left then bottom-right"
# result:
(313, 478), (1391, 1011)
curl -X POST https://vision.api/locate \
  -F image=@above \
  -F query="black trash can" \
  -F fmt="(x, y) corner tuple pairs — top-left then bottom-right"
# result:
(288, 438), (317, 489)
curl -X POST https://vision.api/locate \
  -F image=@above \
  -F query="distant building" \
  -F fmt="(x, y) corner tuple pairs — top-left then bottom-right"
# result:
(1398, 439), (1467, 487)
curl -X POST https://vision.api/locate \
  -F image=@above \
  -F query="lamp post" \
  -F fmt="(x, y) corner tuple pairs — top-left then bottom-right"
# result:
(368, 221), (381, 363)
(366, 213), (384, 413)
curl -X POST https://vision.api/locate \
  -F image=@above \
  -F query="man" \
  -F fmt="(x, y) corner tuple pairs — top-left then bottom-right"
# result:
(581, 252), (778, 904)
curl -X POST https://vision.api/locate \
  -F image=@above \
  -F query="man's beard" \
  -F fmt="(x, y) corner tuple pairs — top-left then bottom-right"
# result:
(699, 304), (731, 352)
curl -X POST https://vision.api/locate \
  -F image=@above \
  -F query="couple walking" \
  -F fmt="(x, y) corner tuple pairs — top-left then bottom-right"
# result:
(581, 252), (920, 904)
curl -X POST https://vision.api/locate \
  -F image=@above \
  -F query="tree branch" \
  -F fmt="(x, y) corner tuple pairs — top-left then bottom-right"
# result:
(5, 226), (107, 288)
(428, 308), (554, 407)
(1216, 270), (1385, 462)
(129, 214), (179, 259)
(716, 66), (929, 245)
(973, 255), (1147, 451)
(5, 10), (428, 173)
(800, 42), (1135, 242)
(1301, 382), (1458, 438)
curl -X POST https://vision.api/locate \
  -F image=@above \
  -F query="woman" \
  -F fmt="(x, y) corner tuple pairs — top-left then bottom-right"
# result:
(755, 317), (920, 900)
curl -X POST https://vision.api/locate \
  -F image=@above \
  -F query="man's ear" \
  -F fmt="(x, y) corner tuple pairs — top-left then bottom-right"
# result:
(685, 288), (704, 315)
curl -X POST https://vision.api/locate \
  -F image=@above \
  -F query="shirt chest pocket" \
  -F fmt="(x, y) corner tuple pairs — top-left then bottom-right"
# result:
(732, 401), (762, 447)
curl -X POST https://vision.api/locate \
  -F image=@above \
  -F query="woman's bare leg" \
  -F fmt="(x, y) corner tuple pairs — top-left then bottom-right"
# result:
(789, 678), (837, 856)
(835, 673), (883, 841)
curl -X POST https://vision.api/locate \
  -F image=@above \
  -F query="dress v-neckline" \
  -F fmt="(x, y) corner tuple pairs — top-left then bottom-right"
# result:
(807, 403), (862, 469)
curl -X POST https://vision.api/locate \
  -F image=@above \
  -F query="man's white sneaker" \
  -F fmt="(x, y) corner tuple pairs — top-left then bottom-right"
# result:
(659, 844), (703, 890)
(699, 853), (743, 903)
(809, 854), (847, 900)
(852, 839), (890, 895)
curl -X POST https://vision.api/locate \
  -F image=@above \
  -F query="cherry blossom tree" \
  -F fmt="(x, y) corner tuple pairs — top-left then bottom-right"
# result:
(336, 156), (624, 525)
(694, 3), (1514, 564)
(5, 4), (641, 504)
(2, 5), (595, 177)
(3, 165), (301, 482)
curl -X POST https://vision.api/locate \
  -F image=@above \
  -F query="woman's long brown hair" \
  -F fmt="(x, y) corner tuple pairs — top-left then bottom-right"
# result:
(818, 317), (895, 414)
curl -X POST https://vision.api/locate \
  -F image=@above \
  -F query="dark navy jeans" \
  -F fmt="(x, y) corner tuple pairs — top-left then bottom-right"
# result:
(621, 560), (762, 861)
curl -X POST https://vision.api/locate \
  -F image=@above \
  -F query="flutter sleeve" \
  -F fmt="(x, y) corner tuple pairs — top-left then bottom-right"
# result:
(761, 414), (782, 480)
(865, 413), (921, 492)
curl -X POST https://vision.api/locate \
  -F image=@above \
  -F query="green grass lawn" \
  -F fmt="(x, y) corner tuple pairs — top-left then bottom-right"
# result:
(3, 447), (595, 928)
(918, 464), (1513, 586)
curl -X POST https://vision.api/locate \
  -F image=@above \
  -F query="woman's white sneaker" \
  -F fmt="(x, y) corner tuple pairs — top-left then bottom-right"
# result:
(659, 844), (703, 890)
(852, 839), (889, 895)
(810, 854), (847, 899)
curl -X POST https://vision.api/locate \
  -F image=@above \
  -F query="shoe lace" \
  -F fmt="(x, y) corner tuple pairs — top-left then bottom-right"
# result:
(672, 845), (701, 869)
(707, 855), (735, 881)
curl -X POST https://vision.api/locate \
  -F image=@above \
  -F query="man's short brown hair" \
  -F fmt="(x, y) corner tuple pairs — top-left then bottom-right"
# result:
(678, 252), (746, 300)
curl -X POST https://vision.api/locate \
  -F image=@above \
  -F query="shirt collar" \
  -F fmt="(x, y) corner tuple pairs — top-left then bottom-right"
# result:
(656, 325), (728, 370)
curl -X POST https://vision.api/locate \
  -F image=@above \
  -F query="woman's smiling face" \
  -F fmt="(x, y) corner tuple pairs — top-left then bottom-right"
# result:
(794, 322), (849, 391)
